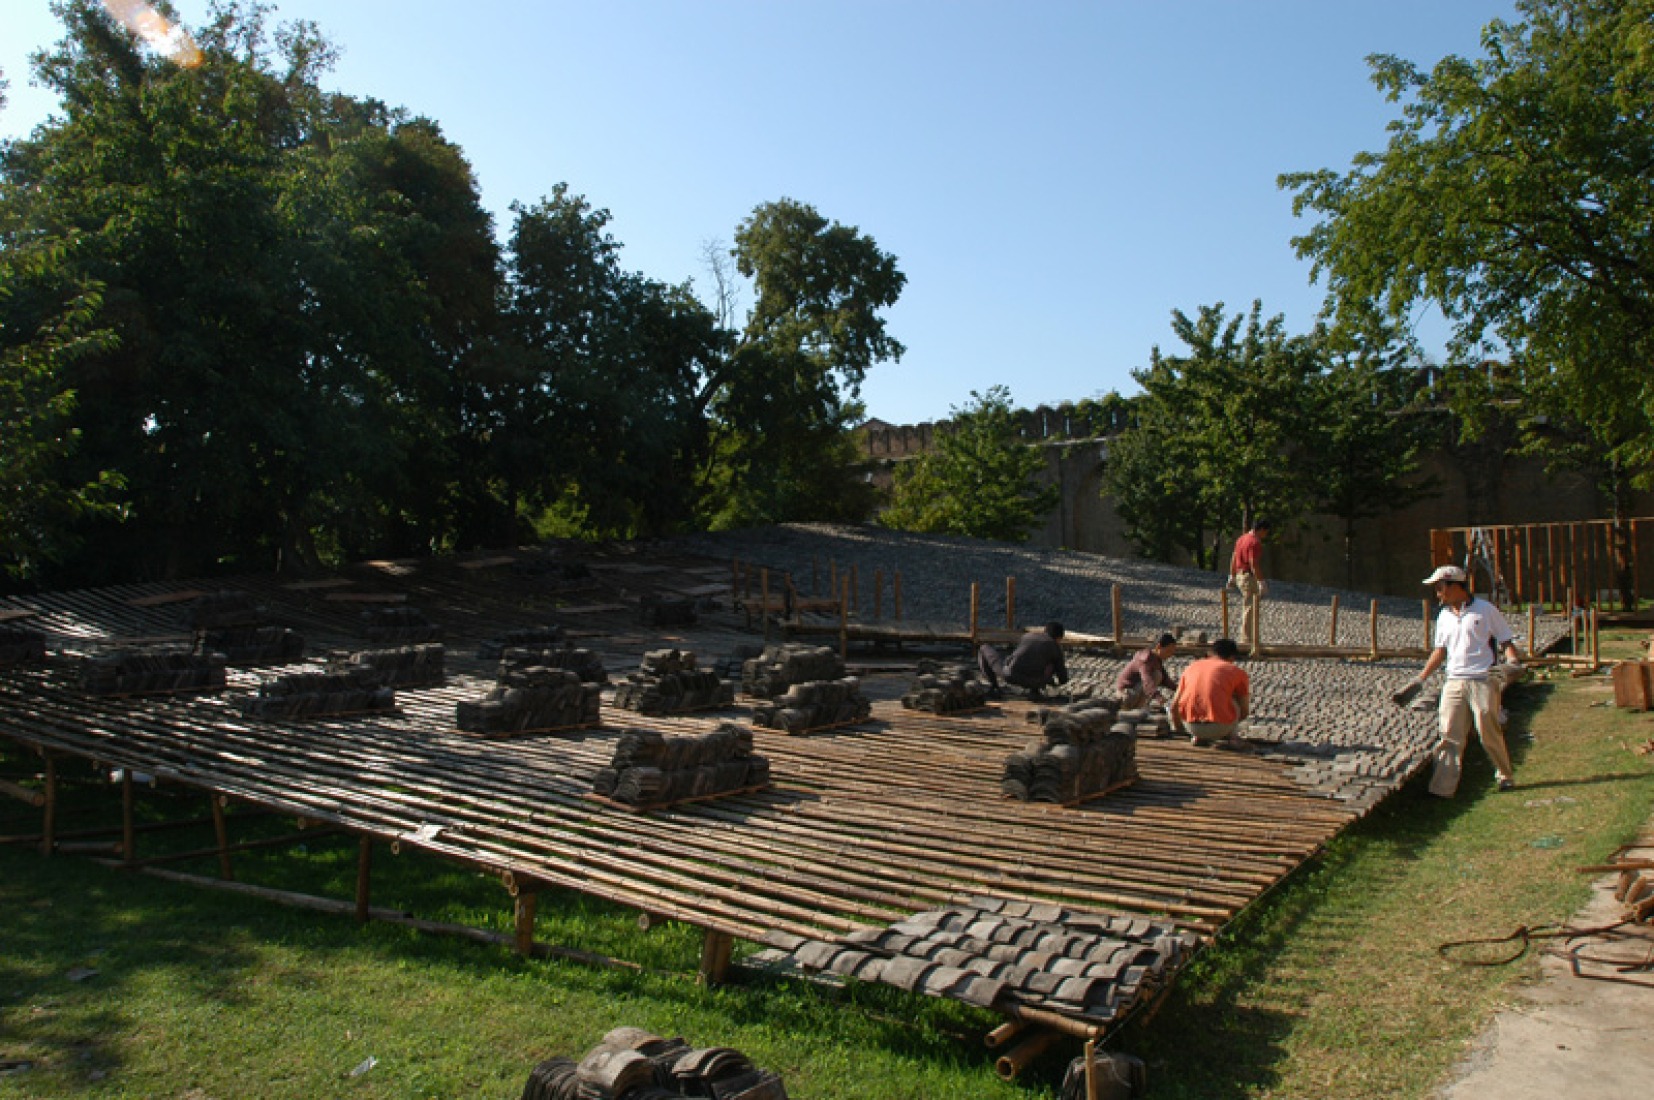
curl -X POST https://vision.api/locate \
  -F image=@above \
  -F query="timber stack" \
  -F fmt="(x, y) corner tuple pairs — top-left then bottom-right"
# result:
(900, 659), (990, 713)
(455, 666), (600, 737)
(522, 1025), (788, 1100)
(361, 606), (440, 644)
(1002, 698), (1138, 803)
(0, 626), (46, 666)
(238, 669), (394, 719)
(611, 649), (733, 715)
(80, 650), (227, 697)
(591, 723), (770, 808)
(333, 643), (446, 688)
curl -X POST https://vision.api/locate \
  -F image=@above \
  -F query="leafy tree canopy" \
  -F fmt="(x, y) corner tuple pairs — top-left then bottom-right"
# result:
(1281, 0), (1654, 490)
(881, 386), (1059, 542)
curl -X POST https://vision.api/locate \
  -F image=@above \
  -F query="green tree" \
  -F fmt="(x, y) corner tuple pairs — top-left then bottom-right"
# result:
(1, 1), (498, 581)
(1104, 302), (1320, 569)
(881, 387), (1059, 541)
(0, 239), (122, 581)
(485, 186), (717, 540)
(696, 198), (904, 528)
(1281, 0), (1654, 602)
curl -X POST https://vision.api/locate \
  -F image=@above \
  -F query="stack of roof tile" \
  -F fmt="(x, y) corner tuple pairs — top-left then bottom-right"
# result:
(334, 643), (446, 688)
(521, 1026), (787, 1100)
(239, 670), (393, 719)
(456, 666), (599, 736)
(591, 723), (769, 808)
(1003, 698), (1137, 803)
(900, 659), (989, 713)
(80, 650), (227, 697)
(612, 649), (733, 716)
(0, 626), (46, 667)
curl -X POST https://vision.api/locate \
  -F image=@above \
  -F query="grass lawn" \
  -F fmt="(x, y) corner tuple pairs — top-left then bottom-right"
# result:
(2, 631), (1651, 1098)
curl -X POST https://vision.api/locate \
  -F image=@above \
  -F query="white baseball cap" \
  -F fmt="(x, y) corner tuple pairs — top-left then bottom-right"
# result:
(1422, 564), (1467, 586)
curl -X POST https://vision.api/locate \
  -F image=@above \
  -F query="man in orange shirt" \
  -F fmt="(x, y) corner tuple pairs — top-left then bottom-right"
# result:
(1229, 518), (1271, 653)
(1170, 638), (1251, 748)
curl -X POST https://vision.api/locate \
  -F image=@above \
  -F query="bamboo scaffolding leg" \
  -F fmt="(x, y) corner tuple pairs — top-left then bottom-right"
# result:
(1591, 608), (1600, 668)
(40, 754), (56, 857)
(121, 769), (135, 866)
(356, 835), (373, 923)
(514, 890), (538, 957)
(1423, 599), (1433, 652)
(211, 794), (234, 881)
(1527, 604), (1538, 658)
(1328, 595), (1340, 647)
(1111, 584), (1122, 646)
(1006, 576), (1016, 631)
(1369, 599), (1379, 659)
(698, 928), (734, 986)
(1220, 587), (1230, 639)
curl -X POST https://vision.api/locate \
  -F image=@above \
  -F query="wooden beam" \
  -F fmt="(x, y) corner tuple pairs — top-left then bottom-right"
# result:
(514, 891), (538, 957)
(698, 927), (734, 986)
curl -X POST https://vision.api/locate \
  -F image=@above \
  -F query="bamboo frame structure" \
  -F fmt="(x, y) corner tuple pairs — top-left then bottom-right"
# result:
(1430, 518), (1653, 611)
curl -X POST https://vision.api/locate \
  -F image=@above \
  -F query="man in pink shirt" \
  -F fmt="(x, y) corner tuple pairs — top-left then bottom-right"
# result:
(1171, 638), (1251, 748)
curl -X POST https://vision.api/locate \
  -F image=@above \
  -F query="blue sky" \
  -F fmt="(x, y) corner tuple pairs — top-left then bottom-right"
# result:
(1, 1), (1517, 425)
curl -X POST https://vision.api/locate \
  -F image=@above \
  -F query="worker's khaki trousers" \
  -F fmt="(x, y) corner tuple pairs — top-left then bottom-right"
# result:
(1428, 676), (1514, 796)
(1234, 571), (1262, 651)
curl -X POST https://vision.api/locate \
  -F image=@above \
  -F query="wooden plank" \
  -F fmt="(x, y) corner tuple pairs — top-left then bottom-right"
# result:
(127, 590), (206, 608)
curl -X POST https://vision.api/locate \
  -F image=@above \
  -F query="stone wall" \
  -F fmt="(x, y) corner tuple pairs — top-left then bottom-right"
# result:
(860, 420), (1654, 598)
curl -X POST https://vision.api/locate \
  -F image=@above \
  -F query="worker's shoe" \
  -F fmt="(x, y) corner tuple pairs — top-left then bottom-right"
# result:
(1497, 778), (1516, 792)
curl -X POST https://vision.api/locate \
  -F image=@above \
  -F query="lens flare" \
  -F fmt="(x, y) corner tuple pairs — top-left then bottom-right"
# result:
(101, 0), (203, 68)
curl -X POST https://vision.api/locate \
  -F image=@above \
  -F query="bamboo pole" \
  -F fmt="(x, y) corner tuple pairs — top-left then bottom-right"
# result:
(122, 769), (135, 866)
(211, 793), (234, 881)
(984, 1020), (1028, 1049)
(1527, 604), (1538, 659)
(995, 1029), (1064, 1080)
(1220, 587), (1230, 639)
(514, 890), (537, 956)
(1006, 576), (1016, 631)
(1590, 607), (1600, 668)
(1328, 595), (1340, 648)
(1569, 588), (1580, 654)
(41, 754), (56, 857)
(1369, 599), (1379, 659)
(761, 568), (771, 643)
(1111, 584), (1122, 646)
(356, 835), (373, 923)
(0, 777), (44, 807)
(970, 582), (980, 649)
(1423, 599), (1433, 652)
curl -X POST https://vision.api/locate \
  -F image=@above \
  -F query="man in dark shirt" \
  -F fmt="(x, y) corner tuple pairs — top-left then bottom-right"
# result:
(978, 622), (1068, 700)
(1116, 633), (1178, 709)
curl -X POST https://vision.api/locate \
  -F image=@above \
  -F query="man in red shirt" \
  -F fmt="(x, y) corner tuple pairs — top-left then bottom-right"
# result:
(1171, 638), (1251, 748)
(1229, 519), (1272, 653)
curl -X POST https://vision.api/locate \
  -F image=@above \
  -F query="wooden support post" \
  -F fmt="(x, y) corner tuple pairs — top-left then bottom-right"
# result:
(1424, 599), (1433, 652)
(1084, 1037), (1102, 1100)
(873, 568), (883, 621)
(1111, 584), (1122, 646)
(1220, 587), (1230, 639)
(838, 576), (849, 659)
(1368, 599), (1380, 659)
(211, 794), (234, 881)
(1250, 587), (1263, 655)
(1570, 587), (1579, 654)
(1547, 526), (1557, 611)
(1006, 576), (1016, 631)
(698, 928), (734, 986)
(514, 890), (538, 957)
(1328, 595), (1340, 648)
(121, 769), (135, 867)
(355, 835), (374, 922)
(1527, 603), (1538, 659)
(40, 754), (57, 857)
(970, 582), (980, 649)
(760, 568), (771, 643)
(1590, 607), (1600, 669)
(893, 571), (903, 622)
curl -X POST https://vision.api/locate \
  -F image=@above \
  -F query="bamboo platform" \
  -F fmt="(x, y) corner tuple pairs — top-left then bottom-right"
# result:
(0, 545), (1446, 1040)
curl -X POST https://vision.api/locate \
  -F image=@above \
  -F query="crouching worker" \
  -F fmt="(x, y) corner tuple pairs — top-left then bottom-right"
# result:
(1170, 638), (1250, 749)
(1117, 633), (1179, 710)
(978, 621), (1068, 701)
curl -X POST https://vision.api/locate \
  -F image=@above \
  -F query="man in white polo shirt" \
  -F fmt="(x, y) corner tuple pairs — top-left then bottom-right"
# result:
(1408, 564), (1524, 796)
